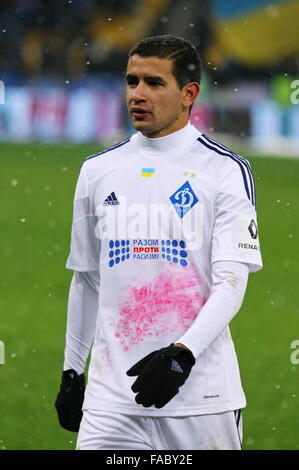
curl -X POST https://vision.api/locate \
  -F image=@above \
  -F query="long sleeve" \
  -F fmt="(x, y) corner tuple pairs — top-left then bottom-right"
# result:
(176, 260), (249, 359)
(63, 270), (100, 375)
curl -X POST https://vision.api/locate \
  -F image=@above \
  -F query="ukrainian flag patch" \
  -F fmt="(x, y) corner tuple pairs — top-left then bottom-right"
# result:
(141, 168), (155, 177)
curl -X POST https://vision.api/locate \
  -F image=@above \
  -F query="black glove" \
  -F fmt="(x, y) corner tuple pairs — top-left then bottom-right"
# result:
(126, 344), (195, 409)
(55, 369), (85, 432)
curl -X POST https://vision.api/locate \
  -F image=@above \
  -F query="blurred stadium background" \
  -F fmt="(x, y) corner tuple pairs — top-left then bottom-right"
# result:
(0, 0), (298, 451)
(1, 0), (299, 152)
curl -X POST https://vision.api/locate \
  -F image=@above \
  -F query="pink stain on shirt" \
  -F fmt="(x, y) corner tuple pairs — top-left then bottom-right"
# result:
(114, 263), (207, 351)
(100, 346), (112, 368)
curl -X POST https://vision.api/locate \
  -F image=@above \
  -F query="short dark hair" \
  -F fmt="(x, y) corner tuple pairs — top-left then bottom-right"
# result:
(128, 34), (202, 89)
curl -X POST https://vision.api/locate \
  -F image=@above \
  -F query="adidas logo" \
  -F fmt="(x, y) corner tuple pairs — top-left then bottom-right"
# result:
(171, 359), (183, 373)
(103, 192), (120, 206)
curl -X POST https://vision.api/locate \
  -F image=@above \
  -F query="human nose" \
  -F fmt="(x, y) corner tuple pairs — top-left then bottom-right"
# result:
(130, 81), (147, 103)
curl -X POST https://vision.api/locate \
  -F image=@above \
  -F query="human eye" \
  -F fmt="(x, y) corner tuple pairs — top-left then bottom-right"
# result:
(126, 76), (138, 86)
(147, 79), (163, 87)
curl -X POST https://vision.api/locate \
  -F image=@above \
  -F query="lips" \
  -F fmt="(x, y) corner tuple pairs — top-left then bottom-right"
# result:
(131, 108), (151, 119)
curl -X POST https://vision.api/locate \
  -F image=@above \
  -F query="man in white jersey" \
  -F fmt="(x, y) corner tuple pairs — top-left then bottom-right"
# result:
(55, 35), (263, 450)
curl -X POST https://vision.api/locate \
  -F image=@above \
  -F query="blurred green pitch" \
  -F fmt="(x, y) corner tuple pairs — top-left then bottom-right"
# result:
(0, 142), (298, 450)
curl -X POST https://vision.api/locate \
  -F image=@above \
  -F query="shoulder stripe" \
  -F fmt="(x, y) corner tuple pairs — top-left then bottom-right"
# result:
(202, 133), (256, 208)
(197, 134), (256, 208)
(85, 137), (130, 162)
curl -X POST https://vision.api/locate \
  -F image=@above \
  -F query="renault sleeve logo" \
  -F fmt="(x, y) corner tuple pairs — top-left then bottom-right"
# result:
(169, 181), (198, 219)
(248, 219), (258, 239)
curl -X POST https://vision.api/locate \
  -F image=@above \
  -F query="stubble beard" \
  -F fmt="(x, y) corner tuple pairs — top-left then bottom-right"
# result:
(133, 111), (182, 138)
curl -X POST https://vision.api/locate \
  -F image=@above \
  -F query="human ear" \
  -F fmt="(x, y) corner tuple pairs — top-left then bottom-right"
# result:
(182, 82), (200, 109)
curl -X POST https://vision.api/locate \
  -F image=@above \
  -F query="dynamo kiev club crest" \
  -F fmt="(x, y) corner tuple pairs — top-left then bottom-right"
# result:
(169, 181), (198, 219)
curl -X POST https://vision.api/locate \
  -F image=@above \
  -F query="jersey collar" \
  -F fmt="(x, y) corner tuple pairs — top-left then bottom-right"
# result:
(133, 121), (195, 159)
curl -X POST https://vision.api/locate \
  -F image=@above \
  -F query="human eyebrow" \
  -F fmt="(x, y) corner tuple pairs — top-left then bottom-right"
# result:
(125, 73), (166, 85)
(145, 76), (166, 85)
(125, 73), (138, 83)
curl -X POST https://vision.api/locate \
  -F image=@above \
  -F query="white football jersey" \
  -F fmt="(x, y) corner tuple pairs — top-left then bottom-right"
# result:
(66, 122), (263, 416)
